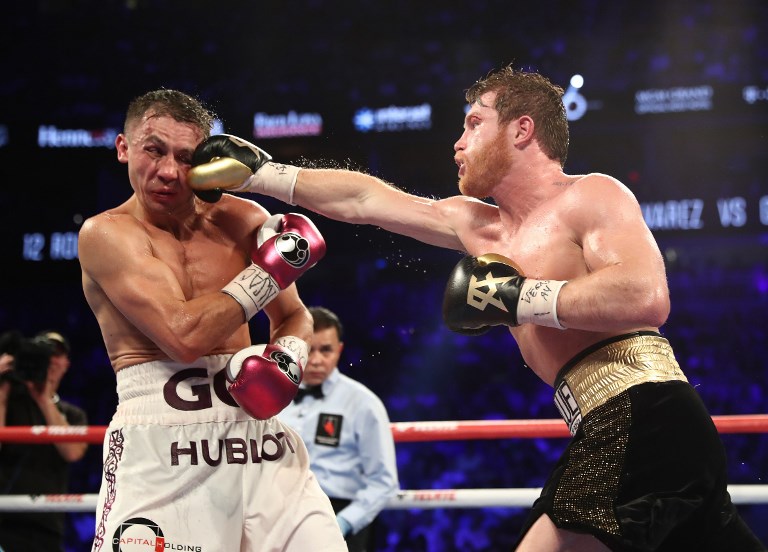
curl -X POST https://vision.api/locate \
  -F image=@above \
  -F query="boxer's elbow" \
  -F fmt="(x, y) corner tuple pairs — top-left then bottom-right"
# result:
(638, 284), (670, 328)
(172, 348), (205, 364)
(160, 333), (209, 364)
(161, 311), (222, 363)
(166, 342), (209, 364)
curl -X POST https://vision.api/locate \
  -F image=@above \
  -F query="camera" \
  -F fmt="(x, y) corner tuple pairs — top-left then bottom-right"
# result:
(0, 330), (56, 384)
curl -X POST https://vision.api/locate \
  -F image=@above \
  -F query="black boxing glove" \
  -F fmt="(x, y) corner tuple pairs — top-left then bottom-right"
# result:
(188, 134), (300, 204)
(442, 253), (567, 334)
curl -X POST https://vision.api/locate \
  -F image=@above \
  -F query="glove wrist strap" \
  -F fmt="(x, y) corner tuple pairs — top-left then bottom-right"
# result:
(244, 162), (300, 205)
(222, 263), (280, 321)
(516, 279), (568, 329)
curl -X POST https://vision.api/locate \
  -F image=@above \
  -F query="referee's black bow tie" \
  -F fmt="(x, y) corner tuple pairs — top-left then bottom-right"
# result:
(294, 385), (324, 403)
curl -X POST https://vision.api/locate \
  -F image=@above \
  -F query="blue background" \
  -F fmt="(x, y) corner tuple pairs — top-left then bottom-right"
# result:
(1, 1), (767, 550)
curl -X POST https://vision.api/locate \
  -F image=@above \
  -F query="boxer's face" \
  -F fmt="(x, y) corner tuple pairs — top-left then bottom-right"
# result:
(304, 327), (344, 386)
(454, 91), (512, 199)
(117, 113), (204, 214)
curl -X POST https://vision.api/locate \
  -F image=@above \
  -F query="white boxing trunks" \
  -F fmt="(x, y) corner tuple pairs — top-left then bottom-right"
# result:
(91, 356), (347, 552)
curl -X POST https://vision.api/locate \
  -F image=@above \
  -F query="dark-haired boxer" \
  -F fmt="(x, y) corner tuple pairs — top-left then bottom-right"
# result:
(79, 90), (346, 552)
(188, 67), (765, 551)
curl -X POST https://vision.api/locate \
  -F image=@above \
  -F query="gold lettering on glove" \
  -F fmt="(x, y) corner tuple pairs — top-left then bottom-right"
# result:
(467, 272), (513, 311)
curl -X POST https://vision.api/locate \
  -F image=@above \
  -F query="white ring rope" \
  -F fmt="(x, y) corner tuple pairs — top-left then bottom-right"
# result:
(1, 486), (766, 513)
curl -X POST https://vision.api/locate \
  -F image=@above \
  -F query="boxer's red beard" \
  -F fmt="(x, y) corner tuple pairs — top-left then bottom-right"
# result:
(458, 129), (511, 199)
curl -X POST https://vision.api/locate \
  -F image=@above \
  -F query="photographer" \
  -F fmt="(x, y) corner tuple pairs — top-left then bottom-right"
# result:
(0, 330), (88, 552)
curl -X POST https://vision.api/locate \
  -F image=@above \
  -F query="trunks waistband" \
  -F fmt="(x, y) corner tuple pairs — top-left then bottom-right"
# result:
(553, 331), (688, 435)
(113, 356), (253, 425)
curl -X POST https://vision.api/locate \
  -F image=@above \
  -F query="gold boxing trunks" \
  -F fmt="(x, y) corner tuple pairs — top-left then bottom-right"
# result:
(553, 331), (688, 435)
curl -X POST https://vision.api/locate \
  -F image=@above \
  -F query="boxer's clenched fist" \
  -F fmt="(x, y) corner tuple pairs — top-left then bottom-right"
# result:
(442, 253), (568, 333)
(222, 213), (326, 321)
(226, 337), (307, 419)
(188, 134), (299, 205)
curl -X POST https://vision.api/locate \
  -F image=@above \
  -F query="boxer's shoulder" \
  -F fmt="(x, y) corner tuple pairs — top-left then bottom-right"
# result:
(195, 193), (271, 246)
(432, 195), (503, 250)
(78, 211), (165, 274)
(197, 192), (269, 222)
(79, 209), (148, 248)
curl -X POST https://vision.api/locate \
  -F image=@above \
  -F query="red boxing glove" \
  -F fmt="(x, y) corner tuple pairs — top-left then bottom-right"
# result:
(222, 213), (326, 321)
(226, 342), (304, 419)
(252, 213), (326, 289)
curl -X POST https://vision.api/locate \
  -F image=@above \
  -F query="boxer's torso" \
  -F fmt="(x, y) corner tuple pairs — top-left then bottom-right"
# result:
(451, 173), (661, 386)
(82, 194), (263, 371)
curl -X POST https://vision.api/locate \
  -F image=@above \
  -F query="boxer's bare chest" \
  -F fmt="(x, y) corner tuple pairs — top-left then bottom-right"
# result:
(146, 223), (246, 299)
(462, 206), (585, 282)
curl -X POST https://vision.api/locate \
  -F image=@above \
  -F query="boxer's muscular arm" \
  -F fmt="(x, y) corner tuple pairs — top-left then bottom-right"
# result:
(293, 169), (479, 251)
(261, 284), (313, 360)
(188, 134), (484, 252)
(79, 214), (246, 363)
(225, 289), (313, 420)
(555, 174), (670, 332)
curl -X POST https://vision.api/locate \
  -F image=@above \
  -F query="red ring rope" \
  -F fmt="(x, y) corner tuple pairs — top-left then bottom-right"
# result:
(1, 414), (766, 444)
(1, 416), (767, 513)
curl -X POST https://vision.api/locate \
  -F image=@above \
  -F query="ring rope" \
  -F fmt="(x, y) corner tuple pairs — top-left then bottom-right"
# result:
(0, 414), (767, 444)
(1, 416), (766, 513)
(1, 485), (767, 512)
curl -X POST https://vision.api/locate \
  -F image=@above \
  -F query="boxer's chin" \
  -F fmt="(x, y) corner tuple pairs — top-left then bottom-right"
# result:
(458, 174), (489, 199)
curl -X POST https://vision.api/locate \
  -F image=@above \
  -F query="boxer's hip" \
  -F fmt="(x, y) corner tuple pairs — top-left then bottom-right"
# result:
(553, 331), (688, 435)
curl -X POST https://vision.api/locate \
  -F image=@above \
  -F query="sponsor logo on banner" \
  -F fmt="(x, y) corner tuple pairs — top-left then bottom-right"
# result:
(253, 111), (322, 138)
(354, 103), (432, 132)
(408, 490), (458, 502)
(563, 74), (589, 121)
(38, 125), (119, 148)
(743, 85), (768, 104)
(634, 86), (714, 114)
